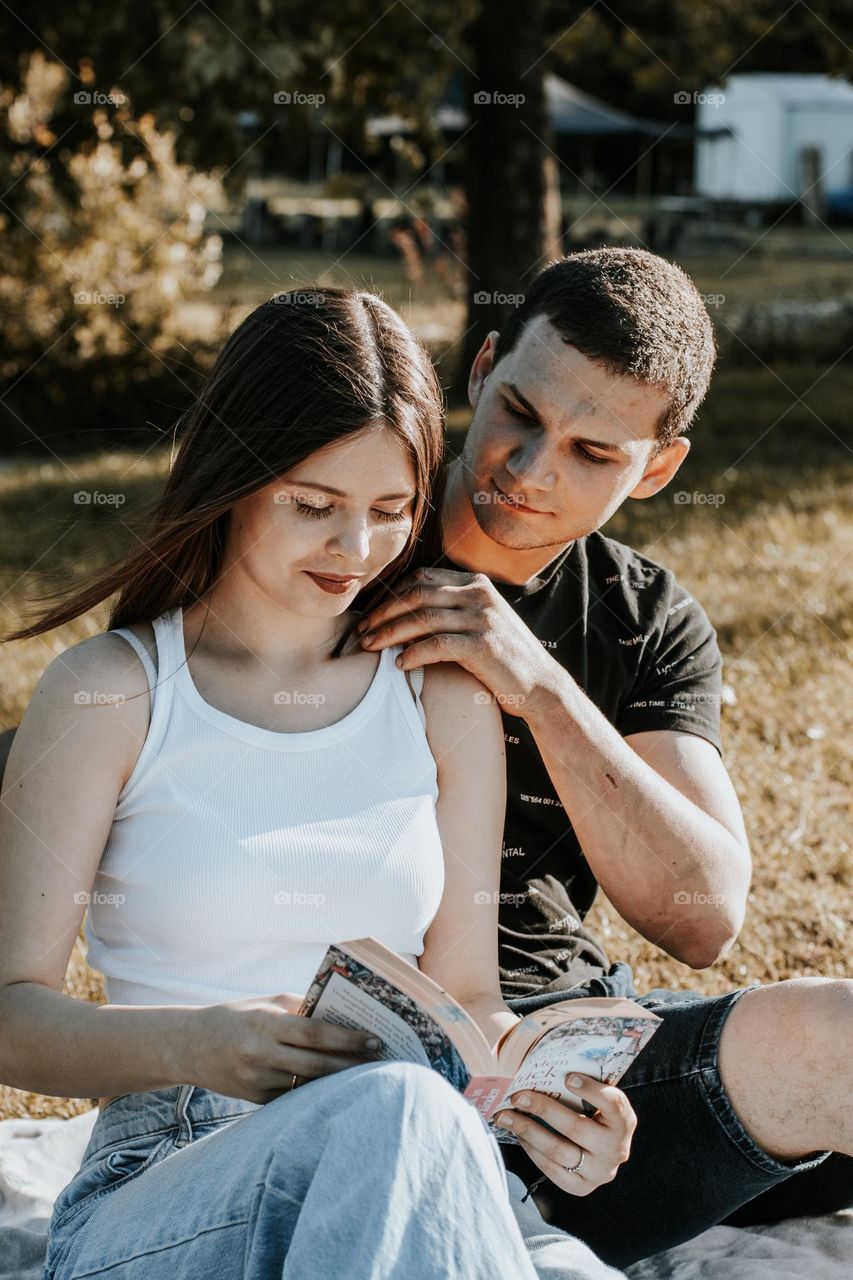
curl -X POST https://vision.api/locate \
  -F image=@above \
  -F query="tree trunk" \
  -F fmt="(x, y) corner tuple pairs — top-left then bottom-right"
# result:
(459, 0), (557, 393)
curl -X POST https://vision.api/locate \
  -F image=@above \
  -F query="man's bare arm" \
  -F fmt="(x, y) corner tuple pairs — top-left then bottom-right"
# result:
(524, 671), (751, 968)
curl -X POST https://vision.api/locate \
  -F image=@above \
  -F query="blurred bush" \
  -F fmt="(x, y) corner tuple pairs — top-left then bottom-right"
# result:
(0, 52), (225, 457)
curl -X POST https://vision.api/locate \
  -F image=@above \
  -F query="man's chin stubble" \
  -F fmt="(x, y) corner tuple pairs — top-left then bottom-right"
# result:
(475, 508), (573, 552)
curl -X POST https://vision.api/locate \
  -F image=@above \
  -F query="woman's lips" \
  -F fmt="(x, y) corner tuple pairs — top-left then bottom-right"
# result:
(304, 571), (362, 595)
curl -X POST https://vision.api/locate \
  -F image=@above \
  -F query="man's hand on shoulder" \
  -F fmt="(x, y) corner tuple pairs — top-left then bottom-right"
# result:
(355, 566), (563, 718)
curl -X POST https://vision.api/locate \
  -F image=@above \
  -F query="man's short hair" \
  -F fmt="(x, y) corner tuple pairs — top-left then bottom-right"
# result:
(492, 248), (717, 447)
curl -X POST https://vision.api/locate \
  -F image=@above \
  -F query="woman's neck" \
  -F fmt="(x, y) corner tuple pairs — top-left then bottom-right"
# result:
(183, 584), (353, 672)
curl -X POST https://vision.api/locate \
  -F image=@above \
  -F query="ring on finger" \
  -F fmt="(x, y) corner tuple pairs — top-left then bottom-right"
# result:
(563, 1148), (585, 1174)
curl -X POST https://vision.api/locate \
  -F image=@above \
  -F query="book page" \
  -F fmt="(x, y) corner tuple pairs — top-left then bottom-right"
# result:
(312, 972), (433, 1066)
(308, 938), (497, 1074)
(299, 943), (474, 1091)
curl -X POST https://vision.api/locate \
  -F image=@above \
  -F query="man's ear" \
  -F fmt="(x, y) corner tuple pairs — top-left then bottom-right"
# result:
(628, 437), (691, 500)
(468, 331), (500, 409)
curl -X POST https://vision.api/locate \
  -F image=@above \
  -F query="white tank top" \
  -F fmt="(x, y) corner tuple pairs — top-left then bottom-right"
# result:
(83, 606), (444, 1007)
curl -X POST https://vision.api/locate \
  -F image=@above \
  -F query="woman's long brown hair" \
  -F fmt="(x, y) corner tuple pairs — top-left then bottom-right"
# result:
(3, 289), (447, 658)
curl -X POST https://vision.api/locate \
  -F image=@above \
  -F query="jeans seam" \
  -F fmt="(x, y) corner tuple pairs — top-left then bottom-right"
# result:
(68, 1218), (253, 1277)
(174, 1083), (195, 1146)
(264, 1181), (305, 1210)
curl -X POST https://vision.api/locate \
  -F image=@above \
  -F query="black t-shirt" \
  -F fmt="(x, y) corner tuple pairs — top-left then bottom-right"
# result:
(434, 531), (724, 997)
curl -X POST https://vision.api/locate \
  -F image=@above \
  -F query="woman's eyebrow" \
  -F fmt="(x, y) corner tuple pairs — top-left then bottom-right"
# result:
(282, 479), (416, 501)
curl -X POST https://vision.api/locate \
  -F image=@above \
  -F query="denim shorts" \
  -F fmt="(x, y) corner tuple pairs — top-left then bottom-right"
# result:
(503, 963), (833, 1269)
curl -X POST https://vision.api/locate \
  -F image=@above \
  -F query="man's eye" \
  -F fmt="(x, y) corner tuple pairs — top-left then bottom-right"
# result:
(505, 401), (535, 424)
(576, 446), (610, 466)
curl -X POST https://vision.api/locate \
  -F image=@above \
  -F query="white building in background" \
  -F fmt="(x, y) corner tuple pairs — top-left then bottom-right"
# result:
(695, 73), (853, 205)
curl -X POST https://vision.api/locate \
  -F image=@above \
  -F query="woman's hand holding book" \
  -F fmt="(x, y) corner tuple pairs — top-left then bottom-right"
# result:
(494, 1073), (638, 1196)
(187, 993), (381, 1104)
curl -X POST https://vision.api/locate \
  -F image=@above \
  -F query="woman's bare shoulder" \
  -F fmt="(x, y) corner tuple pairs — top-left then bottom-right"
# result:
(33, 625), (154, 700)
(16, 627), (155, 788)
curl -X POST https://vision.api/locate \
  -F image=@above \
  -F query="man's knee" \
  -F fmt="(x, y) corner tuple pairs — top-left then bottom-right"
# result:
(721, 977), (853, 1072)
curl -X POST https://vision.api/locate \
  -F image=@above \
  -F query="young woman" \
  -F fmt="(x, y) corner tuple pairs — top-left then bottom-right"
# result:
(0, 290), (630, 1280)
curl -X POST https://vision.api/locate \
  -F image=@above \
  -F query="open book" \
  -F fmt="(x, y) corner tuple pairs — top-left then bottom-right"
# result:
(298, 937), (662, 1134)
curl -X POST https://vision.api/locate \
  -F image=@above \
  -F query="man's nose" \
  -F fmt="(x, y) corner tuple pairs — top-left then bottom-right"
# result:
(506, 441), (558, 491)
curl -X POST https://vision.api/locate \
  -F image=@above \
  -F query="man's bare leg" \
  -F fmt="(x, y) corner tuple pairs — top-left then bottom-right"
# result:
(718, 977), (853, 1159)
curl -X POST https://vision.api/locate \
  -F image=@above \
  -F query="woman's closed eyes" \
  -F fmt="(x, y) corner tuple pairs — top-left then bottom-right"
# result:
(294, 500), (409, 523)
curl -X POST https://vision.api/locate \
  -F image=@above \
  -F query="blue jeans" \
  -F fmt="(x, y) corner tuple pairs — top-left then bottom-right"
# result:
(504, 964), (837, 1269)
(41, 1060), (622, 1280)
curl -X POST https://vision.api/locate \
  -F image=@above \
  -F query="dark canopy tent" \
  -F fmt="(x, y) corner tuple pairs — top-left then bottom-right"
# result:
(543, 73), (689, 139)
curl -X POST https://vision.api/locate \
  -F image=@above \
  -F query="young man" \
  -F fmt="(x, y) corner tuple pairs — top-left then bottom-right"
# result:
(349, 249), (853, 1267)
